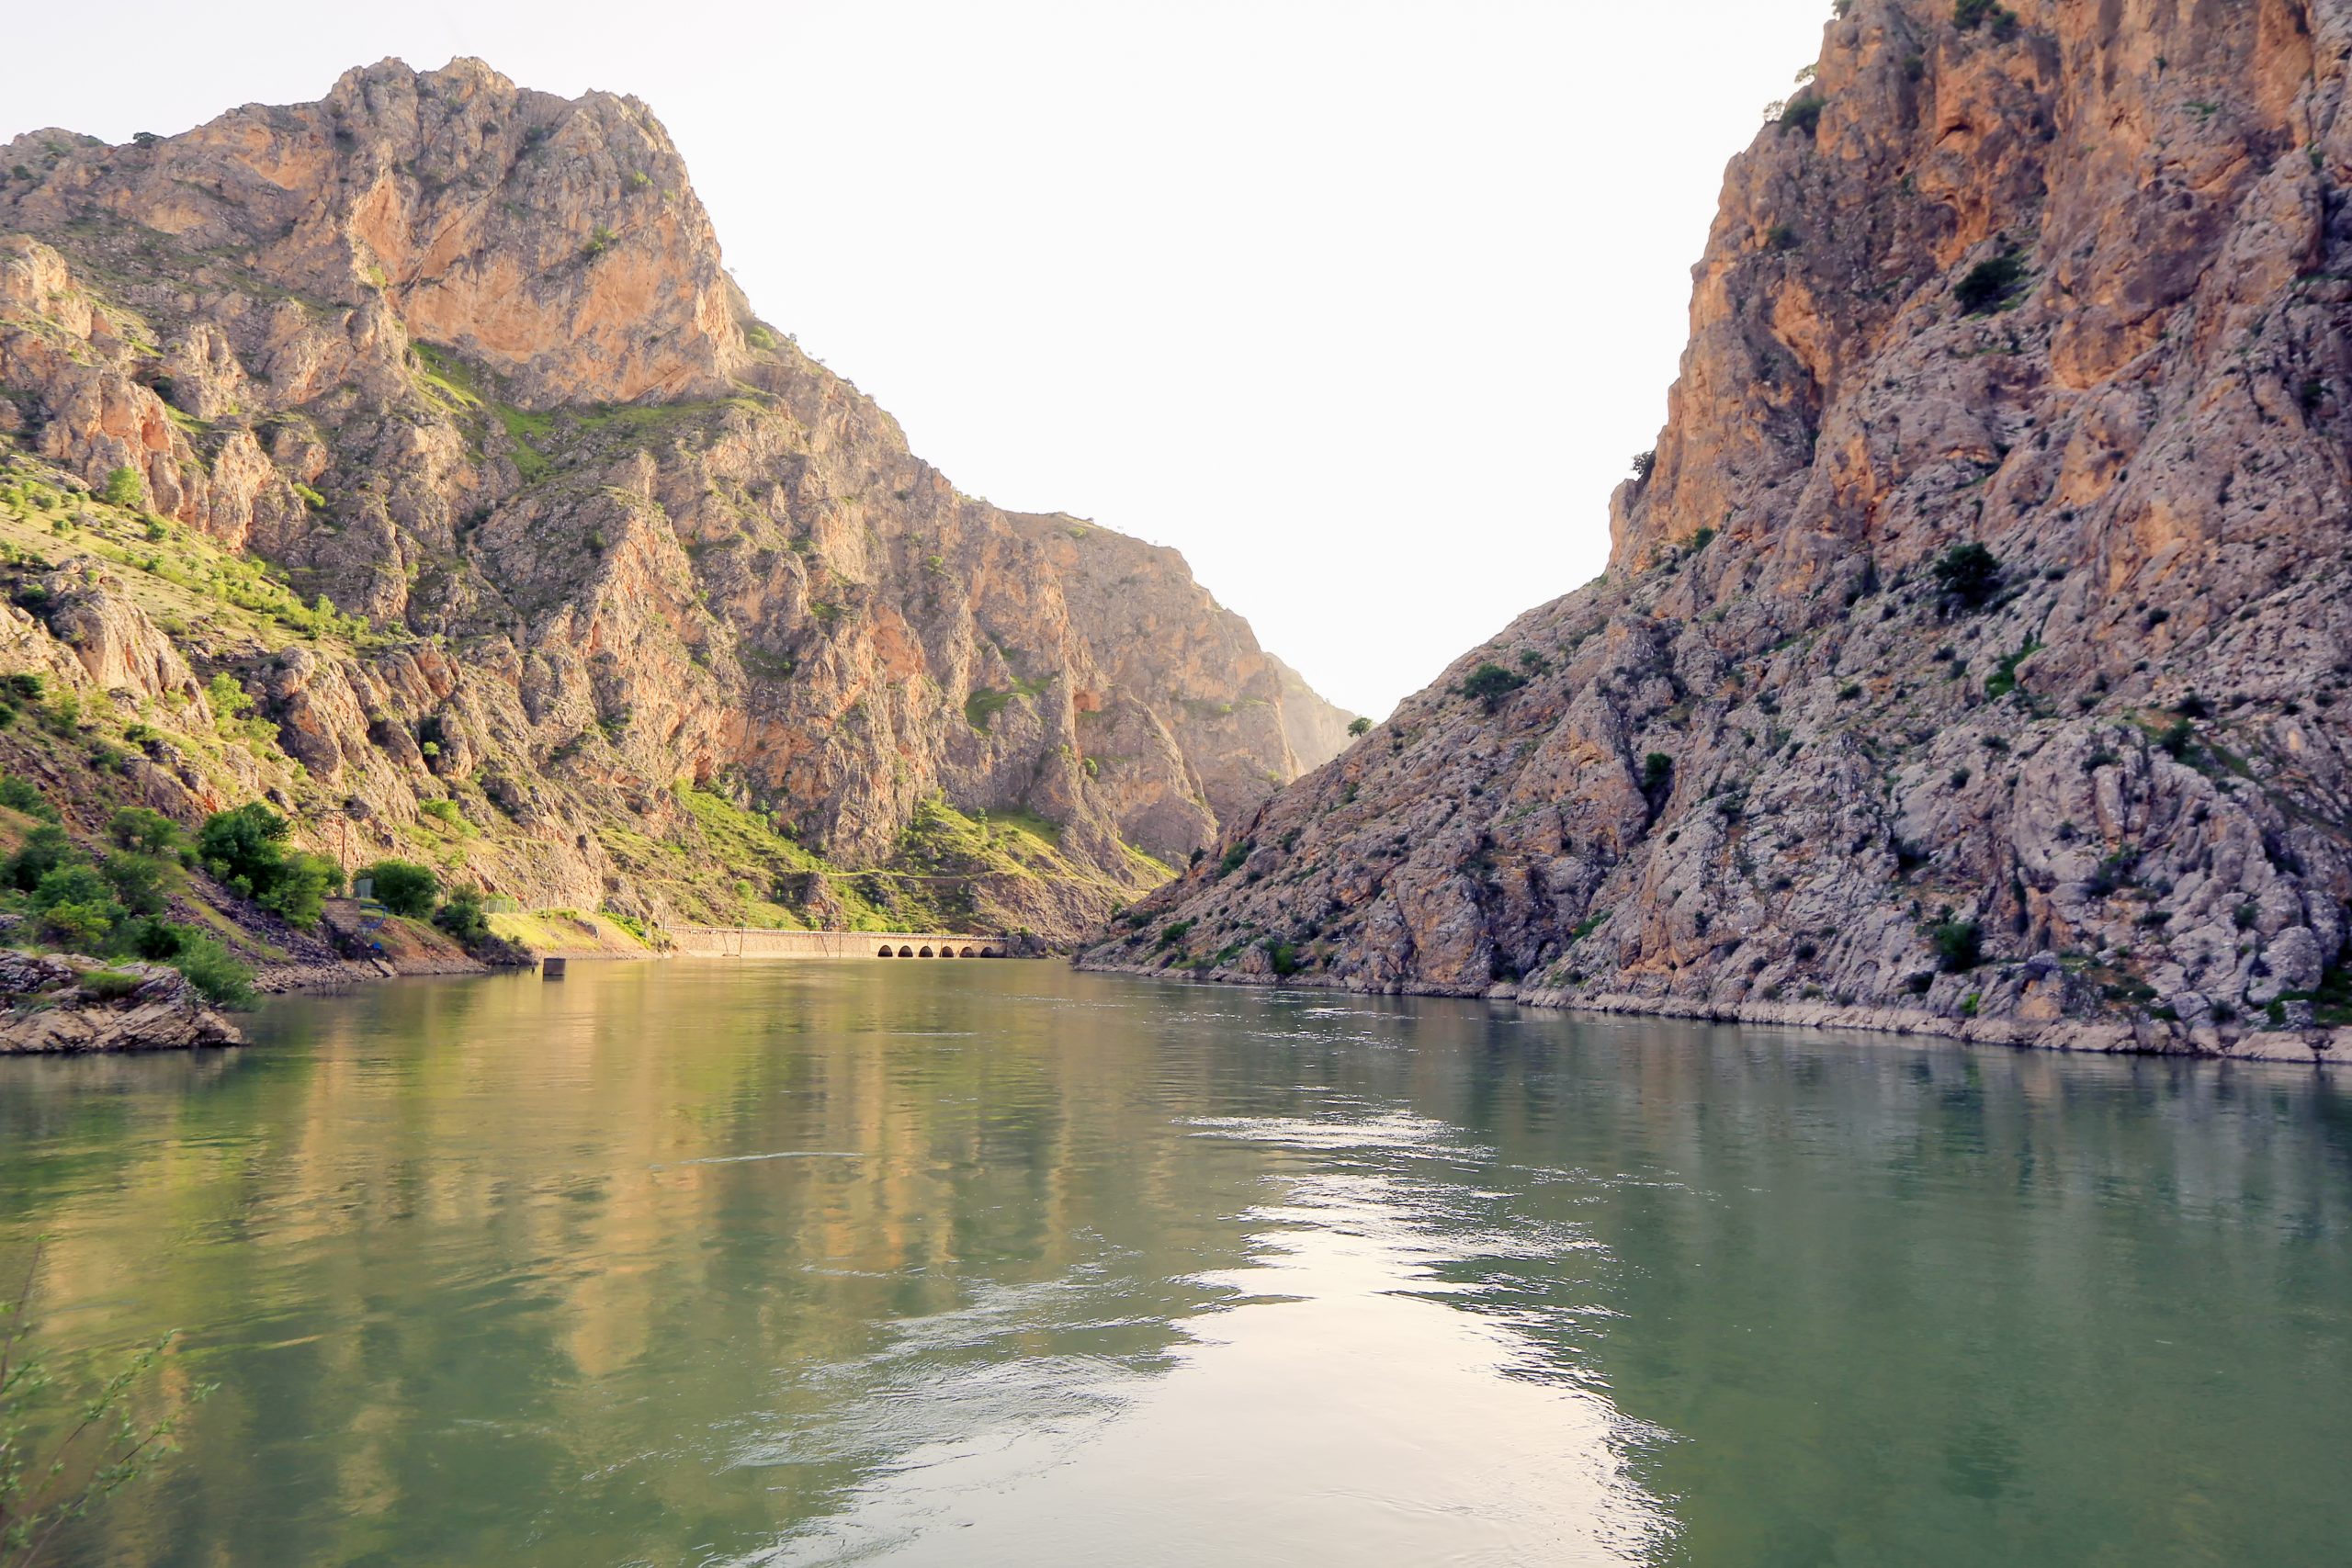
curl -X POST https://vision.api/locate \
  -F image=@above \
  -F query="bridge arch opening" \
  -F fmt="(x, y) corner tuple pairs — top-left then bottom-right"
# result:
(877, 946), (895, 957)
(960, 946), (976, 957)
(898, 945), (914, 957)
(918, 945), (935, 957)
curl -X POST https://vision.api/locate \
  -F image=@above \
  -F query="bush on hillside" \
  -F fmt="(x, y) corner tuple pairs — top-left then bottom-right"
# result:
(1456, 663), (1527, 715)
(433, 886), (491, 947)
(1954, 249), (2028, 314)
(1932, 542), (2001, 608)
(0, 779), (256, 1003)
(100, 465), (142, 508)
(1932, 918), (1983, 973)
(360, 859), (439, 918)
(198, 802), (340, 927)
(107, 807), (187, 857)
(0, 773), (61, 823)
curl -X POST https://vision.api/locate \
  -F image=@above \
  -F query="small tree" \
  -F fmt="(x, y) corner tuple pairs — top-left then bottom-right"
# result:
(198, 804), (338, 927)
(1347, 716), (1372, 738)
(433, 886), (490, 947)
(1455, 663), (1527, 715)
(99, 852), (175, 918)
(1932, 543), (2000, 609)
(98, 467), (141, 509)
(4, 828), (76, 893)
(359, 860), (438, 919)
(107, 808), (185, 858)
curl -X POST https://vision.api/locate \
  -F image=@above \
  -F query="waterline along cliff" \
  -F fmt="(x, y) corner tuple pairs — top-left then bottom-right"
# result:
(1086, 0), (2352, 1059)
(0, 60), (1350, 949)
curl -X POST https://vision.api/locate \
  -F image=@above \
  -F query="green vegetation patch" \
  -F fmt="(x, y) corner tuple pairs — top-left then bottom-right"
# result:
(964, 673), (1056, 732)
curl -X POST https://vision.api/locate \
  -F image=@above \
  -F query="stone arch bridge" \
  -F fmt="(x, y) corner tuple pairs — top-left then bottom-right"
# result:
(673, 927), (1007, 959)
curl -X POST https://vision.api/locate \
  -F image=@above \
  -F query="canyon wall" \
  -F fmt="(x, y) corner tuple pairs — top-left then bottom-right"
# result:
(1084, 0), (2352, 1058)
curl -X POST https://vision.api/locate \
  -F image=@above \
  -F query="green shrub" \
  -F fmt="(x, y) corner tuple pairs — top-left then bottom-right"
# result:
(107, 807), (185, 855)
(7, 826), (79, 892)
(1217, 840), (1254, 878)
(32, 862), (119, 914)
(125, 916), (185, 960)
(1642, 752), (1674, 795)
(1778, 96), (1826, 136)
(0, 773), (60, 823)
(360, 858), (439, 918)
(1954, 249), (2028, 314)
(100, 851), (176, 917)
(99, 466), (142, 508)
(198, 802), (338, 927)
(1933, 542), (2001, 607)
(170, 932), (254, 1007)
(1158, 919), (1194, 949)
(1953, 0), (2019, 37)
(1347, 716), (1373, 737)
(1931, 918), (1983, 973)
(38, 900), (119, 951)
(1263, 940), (1304, 978)
(433, 886), (490, 947)
(1455, 662), (1527, 714)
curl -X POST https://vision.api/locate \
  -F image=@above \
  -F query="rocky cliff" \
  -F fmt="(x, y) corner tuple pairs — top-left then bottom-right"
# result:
(0, 60), (1349, 943)
(1084, 0), (2352, 1059)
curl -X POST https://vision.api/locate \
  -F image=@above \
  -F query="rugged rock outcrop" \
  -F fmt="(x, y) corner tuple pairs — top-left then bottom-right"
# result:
(1084, 0), (2352, 1059)
(0, 60), (1349, 942)
(0, 953), (243, 1053)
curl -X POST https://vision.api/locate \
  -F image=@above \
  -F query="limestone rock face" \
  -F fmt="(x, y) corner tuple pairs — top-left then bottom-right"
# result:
(0, 62), (1348, 941)
(1083, 0), (2352, 1058)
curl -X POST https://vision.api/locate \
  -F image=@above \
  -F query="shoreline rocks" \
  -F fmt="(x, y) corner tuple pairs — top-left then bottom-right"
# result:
(0, 952), (244, 1054)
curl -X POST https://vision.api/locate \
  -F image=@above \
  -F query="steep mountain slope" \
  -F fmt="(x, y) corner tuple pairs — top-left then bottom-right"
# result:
(1084, 0), (2352, 1058)
(0, 60), (1349, 942)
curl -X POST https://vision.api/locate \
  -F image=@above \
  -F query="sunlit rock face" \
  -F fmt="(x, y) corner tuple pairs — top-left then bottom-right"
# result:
(0, 60), (1351, 941)
(1085, 0), (2352, 1057)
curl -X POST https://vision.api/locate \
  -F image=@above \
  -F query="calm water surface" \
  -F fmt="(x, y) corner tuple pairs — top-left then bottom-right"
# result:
(1, 961), (2346, 1565)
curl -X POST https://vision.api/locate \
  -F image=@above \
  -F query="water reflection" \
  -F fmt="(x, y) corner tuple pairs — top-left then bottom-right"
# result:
(0, 963), (2344, 1566)
(763, 1106), (1668, 1565)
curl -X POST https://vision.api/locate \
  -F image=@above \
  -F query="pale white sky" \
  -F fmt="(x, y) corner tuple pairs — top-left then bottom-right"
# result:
(6, 1), (1830, 716)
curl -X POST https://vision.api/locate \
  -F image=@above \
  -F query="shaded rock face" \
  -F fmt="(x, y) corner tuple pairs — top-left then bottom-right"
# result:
(0, 60), (1348, 940)
(1084, 0), (2352, 1057)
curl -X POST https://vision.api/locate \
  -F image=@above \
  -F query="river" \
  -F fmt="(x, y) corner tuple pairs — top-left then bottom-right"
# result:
(1, 960), (2346, 1565)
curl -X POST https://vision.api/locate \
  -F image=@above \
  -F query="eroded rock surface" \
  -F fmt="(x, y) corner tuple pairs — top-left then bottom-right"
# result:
(1083, 0), (2352, 1059)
